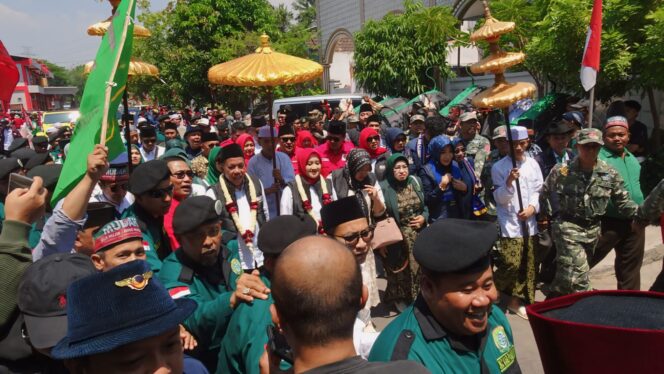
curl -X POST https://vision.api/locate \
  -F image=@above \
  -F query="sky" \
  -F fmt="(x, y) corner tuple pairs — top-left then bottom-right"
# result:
(0, 0), (293, 68)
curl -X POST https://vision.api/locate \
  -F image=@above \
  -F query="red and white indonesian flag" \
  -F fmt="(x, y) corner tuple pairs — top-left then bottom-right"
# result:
(580, 0), (603, 92)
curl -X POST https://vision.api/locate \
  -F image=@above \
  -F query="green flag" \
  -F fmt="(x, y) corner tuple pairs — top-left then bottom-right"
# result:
(52, 0), (136, 204)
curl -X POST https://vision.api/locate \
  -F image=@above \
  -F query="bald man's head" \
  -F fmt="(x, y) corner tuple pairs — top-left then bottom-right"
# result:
(272, 236), (362, 347)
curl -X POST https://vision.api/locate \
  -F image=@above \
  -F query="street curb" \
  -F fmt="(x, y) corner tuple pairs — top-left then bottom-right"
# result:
(590, 244), (664, 277)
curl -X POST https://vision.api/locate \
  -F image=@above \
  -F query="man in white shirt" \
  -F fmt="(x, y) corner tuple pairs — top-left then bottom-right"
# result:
(138, 126), (165, 161)
(89, 152), (134, 215)
(491, 125), (543, 319)
(247, 125), (295, 218)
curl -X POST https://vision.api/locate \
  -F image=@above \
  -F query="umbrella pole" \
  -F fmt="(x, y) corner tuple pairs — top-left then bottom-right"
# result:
(267, 88), (280, 216)
(123, 84), (132, 174)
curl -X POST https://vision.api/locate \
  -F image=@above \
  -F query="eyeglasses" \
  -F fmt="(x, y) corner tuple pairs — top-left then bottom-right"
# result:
(280, 136), (296, 143)
(146, 185), (173, 198)
(326, 136), (342, 143)
(103, 183), (128, 193)
(171, 170), (194, 179)
(335, 225), (375, 246)
(367, 136), (380, 142)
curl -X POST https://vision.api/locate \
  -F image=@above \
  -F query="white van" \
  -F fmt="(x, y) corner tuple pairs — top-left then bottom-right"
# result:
(272, 94), (365, 119)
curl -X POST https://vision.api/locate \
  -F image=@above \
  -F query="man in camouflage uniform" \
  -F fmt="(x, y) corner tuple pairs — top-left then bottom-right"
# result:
(478, 125), (509, 219)
(540, 128), (648, 296)
(459, 111), (490, 180)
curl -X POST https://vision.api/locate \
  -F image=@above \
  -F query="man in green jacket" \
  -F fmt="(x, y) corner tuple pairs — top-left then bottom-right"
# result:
(591, 116), (645, 290)
(369, 219), (521, 373)
(158, 195), (269, 371)
(217, 214), (318, 374)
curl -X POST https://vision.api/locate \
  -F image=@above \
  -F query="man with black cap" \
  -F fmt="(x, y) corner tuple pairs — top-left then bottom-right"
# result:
(138, 126), (164, 161)
(277, 123), (297, 170)
(50, 260), (199, 373)
(184, 125), (204, 160)
(163, 121), (180, 142)
(368, 219), (521, 373)
(89, 152), (134, 215)
(159, 196), (270, 370)
(191, 132), (220, 181)
(123, 159), (174, 272)
(358, 102), (374, 129)
(316, 120), (353, 177)
(217, 214), (318, 374)
(268, 236), (429, 374)
(32, 135), (49, 154)
(534, 120), (575, 180)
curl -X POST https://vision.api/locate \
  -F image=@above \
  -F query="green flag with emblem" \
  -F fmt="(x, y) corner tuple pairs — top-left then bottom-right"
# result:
(52, 0), (136, 204)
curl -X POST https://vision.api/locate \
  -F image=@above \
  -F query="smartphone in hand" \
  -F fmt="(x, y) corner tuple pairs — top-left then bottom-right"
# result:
(8, 173), (33, 195)
(266, 325), (293, 365)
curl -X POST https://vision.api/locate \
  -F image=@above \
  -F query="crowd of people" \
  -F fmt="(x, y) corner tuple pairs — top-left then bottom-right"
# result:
(0, 95), (663, 373)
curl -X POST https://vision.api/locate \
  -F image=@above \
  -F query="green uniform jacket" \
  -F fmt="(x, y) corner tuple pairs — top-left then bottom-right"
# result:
(158, 241), (242, 352)
(122, 203), (172, 273)
(369, 297), (520, 374)
(216, 274), (272, 374)
(598, 147), (644, 219)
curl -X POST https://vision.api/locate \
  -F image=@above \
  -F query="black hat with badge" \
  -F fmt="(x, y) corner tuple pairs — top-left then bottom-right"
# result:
(27, 164), (63, 191)
(0, 157), (22, 180)
(173, 196), (221, 235)
(414, 218), (496, 274)
(320, 196), (366, 234)
(128, 160), (170, 196)
(258, 215), (318, 256)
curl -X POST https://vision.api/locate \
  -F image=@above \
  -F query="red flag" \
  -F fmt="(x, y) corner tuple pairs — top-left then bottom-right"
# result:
(0, 41), (19, 114)
(580, 0), (602, 92)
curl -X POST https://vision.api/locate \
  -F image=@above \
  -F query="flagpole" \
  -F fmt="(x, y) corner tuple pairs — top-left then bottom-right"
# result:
(587, 87), (595, 128)
(100, 0), (134, 146)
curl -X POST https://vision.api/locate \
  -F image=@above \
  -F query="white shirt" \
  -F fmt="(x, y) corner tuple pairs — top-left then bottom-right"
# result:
(280, 183), (325, 222)
(247, 151), (295, 218)
(139, 145), (165, 161)
(206, 181), (270, 270)
(89, 185), (135, 215)
(491, 156), (543, 238)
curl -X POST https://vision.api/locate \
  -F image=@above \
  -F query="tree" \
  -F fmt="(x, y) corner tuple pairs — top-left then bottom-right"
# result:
(353, 0), (462, 98)
(41, 61), (70, 86)
(292, 0), (316, 28)
(274, 4), (293, 33)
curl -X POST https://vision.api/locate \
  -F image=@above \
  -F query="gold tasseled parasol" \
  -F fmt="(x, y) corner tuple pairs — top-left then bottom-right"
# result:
(87, 17), (151, 38)
(84, 59), (159, 77)
(208, 34), (323, 87)
(470, 75), (536, 109)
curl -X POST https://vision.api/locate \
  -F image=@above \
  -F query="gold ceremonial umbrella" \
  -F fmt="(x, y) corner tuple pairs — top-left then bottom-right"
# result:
(87, 17), (151, 38)
(208, 34), (323, 86)
(83, 59), (160, 77)
(208, 33), (323, 215)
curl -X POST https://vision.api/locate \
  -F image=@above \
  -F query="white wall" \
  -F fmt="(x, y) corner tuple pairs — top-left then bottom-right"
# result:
(329, 51), (355, 93)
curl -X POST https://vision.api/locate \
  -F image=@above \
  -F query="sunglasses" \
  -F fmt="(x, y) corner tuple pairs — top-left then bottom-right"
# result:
(367, 136), (380, 142)
(280, 136), (296, 143)
(171, 170), (194, 179)
(335, 225), (376, 246)
(146, 185), (173, 198)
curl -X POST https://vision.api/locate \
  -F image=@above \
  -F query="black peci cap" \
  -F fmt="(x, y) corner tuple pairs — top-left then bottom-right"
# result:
(328, 120), (346, 135)
(258, 215), (318, 255)
(320, 196), (366, 234)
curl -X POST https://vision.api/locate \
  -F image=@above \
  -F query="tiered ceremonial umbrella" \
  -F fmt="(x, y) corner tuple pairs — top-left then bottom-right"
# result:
(86, 0), (159, 171)
(208, 33), (323, 215)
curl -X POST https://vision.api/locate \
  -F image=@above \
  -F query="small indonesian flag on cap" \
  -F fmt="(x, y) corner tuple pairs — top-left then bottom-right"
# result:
(168, 286), (191, 299)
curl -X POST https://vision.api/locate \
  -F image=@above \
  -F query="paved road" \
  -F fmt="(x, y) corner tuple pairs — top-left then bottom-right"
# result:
(370, 226), (663, 373)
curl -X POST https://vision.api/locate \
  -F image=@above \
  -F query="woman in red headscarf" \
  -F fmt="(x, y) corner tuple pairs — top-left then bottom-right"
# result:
(359, 127), (389, 181)
(295, 130), (318, 149)
(280, 148), (333, 231)
(235, 133), (255, 165)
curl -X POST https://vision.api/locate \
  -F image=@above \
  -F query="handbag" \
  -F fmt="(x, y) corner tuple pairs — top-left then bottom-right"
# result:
(370, 216), (403, 249)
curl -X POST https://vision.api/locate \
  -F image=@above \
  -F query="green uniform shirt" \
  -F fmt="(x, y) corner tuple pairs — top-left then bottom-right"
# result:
(465, 134), (491, 180)
(158, 241), (242, 353)
(599, 147), (644, 219)
(122, 204), (171, 273)
(216, 274), (272, 374)
(369, 297), (520, 374)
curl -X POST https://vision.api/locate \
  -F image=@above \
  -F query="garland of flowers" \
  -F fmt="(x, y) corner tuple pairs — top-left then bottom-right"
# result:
(295, 175), (333, 233)
(220, 176), (258, 253)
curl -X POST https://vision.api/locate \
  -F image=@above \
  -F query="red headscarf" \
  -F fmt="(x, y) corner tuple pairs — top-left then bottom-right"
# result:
(295, 148), (322, 184)
(235, 134), (255, 164)
(359, 128), (387, 159)
(296, 130), (318, 149)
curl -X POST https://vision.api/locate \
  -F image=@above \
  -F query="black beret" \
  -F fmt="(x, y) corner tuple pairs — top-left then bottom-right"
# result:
(24, 152), (52, 171)
(27, 164), (63, 191)
(366, 114), (382, 124)
(139, 126), (157, 138)
(258, 215), (318, 255)
(128, 160), (170, 196)
(328, 120), (346, 135)
(278, 124), (295, 137)
(8, 138), (28, 153)
(32, 136), (48, 145)
(84, 202), (116, 229)
(0, 158), (21, 180)
(173, 196), (221, 235)
(414, 219), (496, 274)
(201, 132), (219, 142)
(164, 122), (178, 131)
(359, 103), (373, 113)
(217, 143), (244, 164)
(11, 148), (36, 166)
(320, 196), (366, 233)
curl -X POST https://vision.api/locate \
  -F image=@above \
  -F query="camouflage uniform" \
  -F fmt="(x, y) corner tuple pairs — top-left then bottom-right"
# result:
(479, 148), (504, 217)
(641, 178), (664, 221)
(541, 157), (644, 295)
(464, 133), (490, 180)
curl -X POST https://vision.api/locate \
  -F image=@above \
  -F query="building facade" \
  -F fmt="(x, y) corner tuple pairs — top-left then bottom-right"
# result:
(9, 56), (77, 112)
